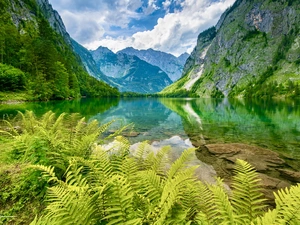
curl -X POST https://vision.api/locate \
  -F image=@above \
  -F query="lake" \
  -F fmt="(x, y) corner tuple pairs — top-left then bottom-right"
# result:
(1, 97), (300, 159)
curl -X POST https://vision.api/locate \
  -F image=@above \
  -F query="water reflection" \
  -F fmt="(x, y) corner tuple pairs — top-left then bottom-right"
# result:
(160, 98), (300, 158)
(91, 98), (187, 142)
(1, 97), (299, 157)
(0, 98), (119, 120)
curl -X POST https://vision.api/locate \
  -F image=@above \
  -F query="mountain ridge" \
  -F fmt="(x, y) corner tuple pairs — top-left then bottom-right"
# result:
(161, 0), (300, 99)
(118, 47), (189, 82)
(90, 46), (173, 93)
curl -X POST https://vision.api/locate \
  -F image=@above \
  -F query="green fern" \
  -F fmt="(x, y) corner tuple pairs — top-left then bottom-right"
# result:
(208, 178), (236, 224)
(231, 159), (266, 224)
(255, 184), (300, 225)
(1, 113), (292, 225)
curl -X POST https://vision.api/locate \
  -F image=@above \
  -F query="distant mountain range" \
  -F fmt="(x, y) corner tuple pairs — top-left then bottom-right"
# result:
(118, 47), (189, 82)
(72, 42), (187, 93)
(91, 47), (173, 93)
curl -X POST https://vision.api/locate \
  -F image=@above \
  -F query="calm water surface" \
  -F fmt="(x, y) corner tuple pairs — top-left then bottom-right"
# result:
(1, 98), (299, 158)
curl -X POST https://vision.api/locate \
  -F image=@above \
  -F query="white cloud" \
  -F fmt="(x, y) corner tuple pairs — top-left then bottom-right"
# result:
(60, 10), (106, 43)
(83, 0), (235, 56)
(162, 0), (171, 12)
(50, 0), (236, 56)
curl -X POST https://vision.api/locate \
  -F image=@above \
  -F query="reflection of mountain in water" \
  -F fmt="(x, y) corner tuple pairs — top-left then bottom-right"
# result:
(91, 98), (187, 142)
(92, 98), (170, 130)
(160, 98), (300, 158)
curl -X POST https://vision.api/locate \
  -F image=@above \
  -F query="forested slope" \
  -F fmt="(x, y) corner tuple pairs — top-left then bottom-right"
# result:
(0, 0), (119, 101)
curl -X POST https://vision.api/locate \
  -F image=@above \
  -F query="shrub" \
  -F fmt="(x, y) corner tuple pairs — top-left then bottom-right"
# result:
(0, 63), (26, 91)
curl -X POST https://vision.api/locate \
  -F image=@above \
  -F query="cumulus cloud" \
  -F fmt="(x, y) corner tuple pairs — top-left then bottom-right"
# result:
(50, 0), (235, 56)
(50, 0), (143, 43)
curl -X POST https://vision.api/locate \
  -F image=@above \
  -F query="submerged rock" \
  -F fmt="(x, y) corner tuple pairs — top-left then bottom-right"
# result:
(196, 142), (298, 204)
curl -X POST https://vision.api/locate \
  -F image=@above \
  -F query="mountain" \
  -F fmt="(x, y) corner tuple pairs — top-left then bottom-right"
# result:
(0, 0), (119, 101)
(71, 39), (114, 85)
(87, 46), (173, 93)
(118, 47), (189, 82)
(161, 0), (300, 99)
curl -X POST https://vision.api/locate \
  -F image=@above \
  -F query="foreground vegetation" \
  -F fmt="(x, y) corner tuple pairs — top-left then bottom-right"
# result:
(0, 111), (299, 224)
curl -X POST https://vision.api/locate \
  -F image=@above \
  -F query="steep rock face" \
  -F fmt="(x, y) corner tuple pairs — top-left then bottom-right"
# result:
(90, 47), (173, 93)
(162, 0), (300, 98)
(118, 47), (189, 82)
(36, 0), (71, 45)
(92, 47), (133, 79)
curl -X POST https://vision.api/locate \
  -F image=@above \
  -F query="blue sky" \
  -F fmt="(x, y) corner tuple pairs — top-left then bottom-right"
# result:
(49, 0), (235, 56)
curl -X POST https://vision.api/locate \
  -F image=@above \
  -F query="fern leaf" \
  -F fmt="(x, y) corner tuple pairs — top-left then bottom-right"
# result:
(135, 140), (150, 159)
(135, 170), (163, 204)
(272, 184), (300, 224)
(103, 175), (137, 225)
(45, 185), (98, 225)
(120, 157), (139, 182)
(167, 148), (196, 179)
(151, 145), (171, 176)
(193, 212), (210, 225)
(30, 164), (59, 183)
(155, 166), (198, 224)
(208, 178), (235, 225)
(231, 159), (266, 224)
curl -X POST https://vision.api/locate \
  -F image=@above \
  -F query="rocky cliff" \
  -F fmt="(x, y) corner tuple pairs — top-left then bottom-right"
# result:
(161, 0), (300, 98)
(36, 0), (71, 45)
(118, 47), (189, 82)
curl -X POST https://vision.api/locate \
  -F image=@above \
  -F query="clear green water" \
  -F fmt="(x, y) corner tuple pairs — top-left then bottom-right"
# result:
(1, 97), (299, 158)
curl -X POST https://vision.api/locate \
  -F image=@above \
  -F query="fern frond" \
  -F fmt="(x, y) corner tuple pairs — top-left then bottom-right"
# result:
(151, 146), (171, 176)
(195, 181), (216, 223)
(193, 212), (210, 225)
(135, 140), (150, 159)
(21, 111), (39, 134)
(91, 146), (113, 183)
(179, 181), (203, 221)
(254, 209), (277, 225)
(167, 148), (196, 179)
(208, 178), (236, 225)
(135, 170), (163, 204)
(268, 184), (300, 224)
(43, 111), (64, 133)
(120, 157), (139, 182)
(30, 164), (60, 184)
(40, 111), (56, 130)
(0, 119), (20, 136)
(232, 159), (266, 223)
(114, 136), (131, 156)
(155, 166), (198, 224)
(103, 175), (137, 225)
(45, 185), (99, 225)
(64, 165), (89, 189)
(30, 215), (52, 225)
(104, 122), (132, 140)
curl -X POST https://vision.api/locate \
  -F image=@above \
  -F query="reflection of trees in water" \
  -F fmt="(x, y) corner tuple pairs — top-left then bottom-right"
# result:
(160, 98), (300, 157)
(0, 98), (119, 120)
